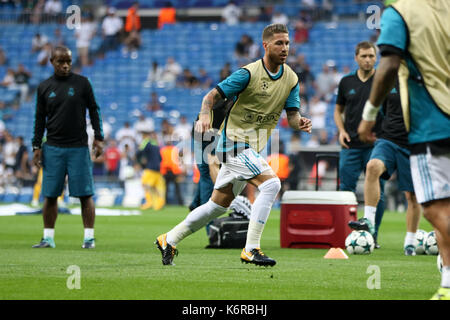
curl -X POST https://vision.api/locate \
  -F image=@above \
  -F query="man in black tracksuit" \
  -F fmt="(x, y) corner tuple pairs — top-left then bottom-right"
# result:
(334, 41), (385, 246)
(31, 45), (104, 249)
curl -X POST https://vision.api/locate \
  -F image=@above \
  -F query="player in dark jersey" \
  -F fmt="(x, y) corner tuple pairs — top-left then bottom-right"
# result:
(31, 46), (104, 249)
(189, 98), (230, 212)
(138, 130), (165, 211)
(333, 41), (385, 246)
(349, 78), (422, 255)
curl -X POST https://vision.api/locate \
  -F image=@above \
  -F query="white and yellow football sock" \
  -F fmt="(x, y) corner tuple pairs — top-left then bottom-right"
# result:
(245, 178), (281, 252)
(442, 266), (450, 288)
(166, 221), (192, 247)
(245, 220), (266, 252)
(167, 200), (227, 246)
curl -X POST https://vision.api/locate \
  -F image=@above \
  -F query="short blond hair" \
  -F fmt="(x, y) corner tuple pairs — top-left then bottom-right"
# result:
(262, 23), (289, 41)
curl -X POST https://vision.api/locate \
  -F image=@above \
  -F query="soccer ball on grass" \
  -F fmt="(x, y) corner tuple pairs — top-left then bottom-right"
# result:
(414, 229), (428, 255)
(424, 231), (439, 255)
(345, 230), (375, 255)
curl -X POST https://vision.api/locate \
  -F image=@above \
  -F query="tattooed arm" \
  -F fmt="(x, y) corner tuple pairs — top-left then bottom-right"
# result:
(195, 88), (224, 133)
(286, 110), (312, 133)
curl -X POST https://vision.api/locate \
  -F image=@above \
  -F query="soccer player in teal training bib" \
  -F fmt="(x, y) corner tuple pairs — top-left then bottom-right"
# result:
(358, 0), (450, 299)
(356, 77), (422, 256)
(31, 46), (104, 249)
(155, 24), (312, 266)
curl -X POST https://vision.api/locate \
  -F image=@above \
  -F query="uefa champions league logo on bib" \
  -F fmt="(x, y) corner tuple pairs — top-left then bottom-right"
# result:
(261, 81), (269, 91)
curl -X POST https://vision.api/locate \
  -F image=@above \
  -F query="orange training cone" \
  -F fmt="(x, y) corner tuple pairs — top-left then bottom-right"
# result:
(324, 248), (349, 259)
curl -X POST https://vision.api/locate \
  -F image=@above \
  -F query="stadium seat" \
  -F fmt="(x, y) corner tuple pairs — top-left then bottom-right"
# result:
(3, 193), (19, 203)
(0, 10), (376, 206)
(114, 193), (124, 206)
(17, 192), (33, 204)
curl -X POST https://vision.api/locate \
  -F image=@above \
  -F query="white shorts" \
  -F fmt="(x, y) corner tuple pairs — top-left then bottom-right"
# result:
(410, 147), (450, 204)
(214, 148), (272, 196)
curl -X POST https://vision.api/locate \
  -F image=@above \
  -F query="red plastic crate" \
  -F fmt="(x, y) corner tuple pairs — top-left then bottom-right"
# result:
(280, 191), (358, 249)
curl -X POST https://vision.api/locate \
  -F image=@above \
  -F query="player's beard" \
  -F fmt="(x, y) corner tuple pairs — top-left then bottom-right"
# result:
(269, 51), (286, 66)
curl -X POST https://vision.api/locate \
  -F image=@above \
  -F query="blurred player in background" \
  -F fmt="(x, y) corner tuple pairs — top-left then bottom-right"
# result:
(334, 41), (385, 246)
(31, 46), (104, 249)
(190, 99), (253, 236)
(358, 0), (450, 299)
(355, 76), (421, 255)
(31, 166), (67, 210)
(137, 130), (165, 211)
(160, 140), (184, 205)
(189, 99), (229, 212)
(267, 142), (291, 200)
(155, 23), (312, 266)
(31, 137), (63, 208)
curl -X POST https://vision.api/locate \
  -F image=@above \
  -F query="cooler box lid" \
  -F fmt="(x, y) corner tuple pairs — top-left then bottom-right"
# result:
(281, 191), (357, 205)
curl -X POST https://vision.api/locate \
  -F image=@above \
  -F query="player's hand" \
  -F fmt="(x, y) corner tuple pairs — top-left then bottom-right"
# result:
(358, 120), (376, 144)
(299, 117), (312, 133)
(92, 139), (104, 158)
(195, 112), (211, 133)
(339, 131), (351, 149)
(32, 149), (42, 168)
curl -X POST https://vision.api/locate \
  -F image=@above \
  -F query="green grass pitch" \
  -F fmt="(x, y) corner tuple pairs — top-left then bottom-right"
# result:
(0, 206), (441, 300)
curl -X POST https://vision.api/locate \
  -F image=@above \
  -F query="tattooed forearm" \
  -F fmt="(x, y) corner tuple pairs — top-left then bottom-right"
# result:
(286, 110), (301, 130)
(200, 89), (221, 114)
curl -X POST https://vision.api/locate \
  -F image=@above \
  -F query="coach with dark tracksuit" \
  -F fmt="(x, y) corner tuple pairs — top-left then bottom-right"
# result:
(334, 41), (385, 247)
(31, 45), (104, 249)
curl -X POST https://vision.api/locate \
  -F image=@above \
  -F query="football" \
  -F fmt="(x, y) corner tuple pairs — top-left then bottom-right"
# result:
(414, 229), (428, 255)
(424, 231), (439, 255)
(437, 254), (443, 273)
(345, 230), (375, 255)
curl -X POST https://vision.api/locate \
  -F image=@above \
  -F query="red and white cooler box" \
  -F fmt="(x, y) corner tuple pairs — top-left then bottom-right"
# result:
(280, 191), (358, 249)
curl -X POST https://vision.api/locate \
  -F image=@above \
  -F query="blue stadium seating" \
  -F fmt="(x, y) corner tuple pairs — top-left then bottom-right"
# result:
(17, 192), (33, 204)
(104, 0), (242, 9)
(0, 0), (380, 148)
(2, 193), (19, 203)
(0, 1), (391, 207)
